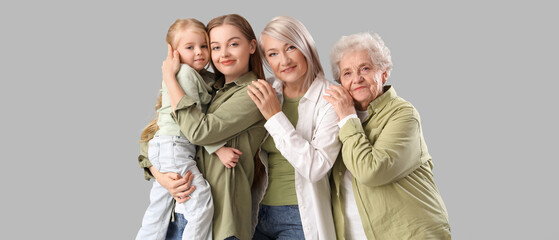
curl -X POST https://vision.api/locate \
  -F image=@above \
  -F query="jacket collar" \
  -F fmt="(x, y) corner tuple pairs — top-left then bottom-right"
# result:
(214, 71), (257, 89)
(368, 85), (397, 115)
(270, 75), (327, 103)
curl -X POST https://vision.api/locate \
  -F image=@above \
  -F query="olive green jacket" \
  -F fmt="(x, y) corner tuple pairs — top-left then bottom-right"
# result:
(138, 71), (266, 240)
(330, 86), (451, 239)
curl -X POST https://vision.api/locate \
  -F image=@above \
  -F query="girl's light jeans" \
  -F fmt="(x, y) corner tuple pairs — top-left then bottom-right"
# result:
(136, 135), (213, 240)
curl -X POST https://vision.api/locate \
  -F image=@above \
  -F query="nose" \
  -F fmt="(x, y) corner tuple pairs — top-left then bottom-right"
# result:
(280, 53), (291, 66)
(221, 46), (231, 58)
(195, 47), (201, 55)
(353, 72), (364, 84)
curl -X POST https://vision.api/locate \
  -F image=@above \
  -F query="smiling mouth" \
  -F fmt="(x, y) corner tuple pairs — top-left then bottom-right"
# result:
(281, 65), (296, 73)
(221, 60), (235, 66)
(353, 86), (367, 91)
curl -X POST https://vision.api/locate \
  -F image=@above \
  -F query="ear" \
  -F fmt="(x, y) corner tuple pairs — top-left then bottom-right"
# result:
(382, 71), (388, 84)
(249, 39), (257, 54)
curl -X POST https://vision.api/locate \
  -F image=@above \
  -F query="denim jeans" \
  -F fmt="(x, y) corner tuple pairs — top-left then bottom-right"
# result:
(165, 213), (187, 240)
(253, 205), (305, 240)
(137, 136), (213, 240)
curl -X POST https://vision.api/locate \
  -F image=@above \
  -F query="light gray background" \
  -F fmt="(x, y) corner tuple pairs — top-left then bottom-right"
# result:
(1, 0), (557, 239)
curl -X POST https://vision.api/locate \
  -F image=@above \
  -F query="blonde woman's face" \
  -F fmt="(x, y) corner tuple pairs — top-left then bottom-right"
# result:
(210, 24), (256, 82)
(339, 50), (386, 110)
(261, 35), (307, 85)
(174, 30), (210, 71)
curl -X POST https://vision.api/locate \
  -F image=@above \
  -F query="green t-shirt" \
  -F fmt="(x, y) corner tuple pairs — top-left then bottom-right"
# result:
(261, 95), (302, 206)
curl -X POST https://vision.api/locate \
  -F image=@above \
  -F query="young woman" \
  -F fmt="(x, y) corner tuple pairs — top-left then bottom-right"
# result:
(247, 16), (341, 240)
(139, 14), (267, 240)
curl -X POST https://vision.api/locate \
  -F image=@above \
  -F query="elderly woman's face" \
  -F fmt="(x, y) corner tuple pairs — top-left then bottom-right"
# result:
(339, 49), (386, 110)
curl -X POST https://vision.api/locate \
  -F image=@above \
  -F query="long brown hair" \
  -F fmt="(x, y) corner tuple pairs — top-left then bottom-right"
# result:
(140, 18), (208, 143)
(207, 14), (265, 80)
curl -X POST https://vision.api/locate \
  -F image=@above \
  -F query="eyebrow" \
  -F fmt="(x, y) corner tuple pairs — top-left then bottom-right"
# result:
(266, 43), (289, 53)
(211, 36), (242, 45)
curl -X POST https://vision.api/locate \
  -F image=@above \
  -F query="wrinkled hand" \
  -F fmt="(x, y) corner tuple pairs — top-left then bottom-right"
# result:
(161, 44), (181, 82)
(215, 146), (242, 168)
(150, 167), (195, 203)
(247, 79), (281, 120)
(323, 85), (356, 120)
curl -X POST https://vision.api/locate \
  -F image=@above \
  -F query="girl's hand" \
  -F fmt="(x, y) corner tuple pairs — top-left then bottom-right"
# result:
(323, 85), (356, 120)
(161, 44), (181, 81)
(150, 167), (195, 203)
(215, 147), (242, 168)
(247, 79), (281, 120)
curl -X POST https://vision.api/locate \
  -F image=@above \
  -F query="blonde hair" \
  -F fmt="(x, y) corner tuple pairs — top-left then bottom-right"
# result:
(140, 94), (162, 143)
(140, 18), (208, 143)
(166, 18), (209, 49)
(330, 31), (393, 83)
(207, 14), (265, 80)
(258, 16), (323, 90)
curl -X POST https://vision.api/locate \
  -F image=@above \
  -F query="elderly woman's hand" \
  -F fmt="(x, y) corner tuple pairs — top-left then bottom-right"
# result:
(324, 85), (356, 120)
(247, 79), (281, 120)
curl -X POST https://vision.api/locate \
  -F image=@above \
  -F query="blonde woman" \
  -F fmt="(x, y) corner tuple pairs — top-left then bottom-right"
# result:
(248, 16), (340, 240)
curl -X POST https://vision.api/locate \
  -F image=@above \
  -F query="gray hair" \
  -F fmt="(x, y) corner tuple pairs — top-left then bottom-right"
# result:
(258, 16), (324, 89)
(330, 32), (393, 83)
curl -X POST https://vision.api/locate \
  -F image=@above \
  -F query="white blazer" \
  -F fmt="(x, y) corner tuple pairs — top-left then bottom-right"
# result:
(252, 76), (341, 240)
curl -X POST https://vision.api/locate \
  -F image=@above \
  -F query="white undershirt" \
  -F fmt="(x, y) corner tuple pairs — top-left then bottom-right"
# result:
(340, 109), (369, 239)
(341, 170), (367, 239)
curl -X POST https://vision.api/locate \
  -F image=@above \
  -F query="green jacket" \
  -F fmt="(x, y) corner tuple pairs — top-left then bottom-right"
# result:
(138, 71), (266, 240)
(330, 86), (451, 239)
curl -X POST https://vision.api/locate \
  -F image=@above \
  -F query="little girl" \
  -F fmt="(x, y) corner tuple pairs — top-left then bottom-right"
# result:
(136, 18), (240, 240)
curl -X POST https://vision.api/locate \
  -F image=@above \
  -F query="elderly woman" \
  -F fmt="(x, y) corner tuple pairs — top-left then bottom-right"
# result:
(324, 32), (451, 239)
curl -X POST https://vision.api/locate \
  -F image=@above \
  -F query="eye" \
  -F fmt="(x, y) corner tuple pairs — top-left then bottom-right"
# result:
(201, 45), (208, 49)
(212, 46), (220, 51)
(287, 45), (296, 51)
(362, 66), (370, 72)
(186, 46), (193, 50)
(230, 42), (239, 47)
(343, 72), (351, 78)
(268, 52), (277, 57)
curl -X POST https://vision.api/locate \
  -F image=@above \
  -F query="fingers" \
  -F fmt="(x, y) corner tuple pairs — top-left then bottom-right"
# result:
(247, 85), (265, 106)
(167, 44), (173, 59)
(251, 80), (273, 96)
(183, 171), (194, 187)
(231, 148), (243, 155)
(175, 196), (190, 204)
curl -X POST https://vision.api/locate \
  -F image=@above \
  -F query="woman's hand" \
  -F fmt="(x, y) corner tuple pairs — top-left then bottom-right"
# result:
(324, 85), (356, 120)
(161, 44), (181, 82)
(215, 146), (242, 168)
(150, 166), (195, 204)
(247, 79), (281, 120)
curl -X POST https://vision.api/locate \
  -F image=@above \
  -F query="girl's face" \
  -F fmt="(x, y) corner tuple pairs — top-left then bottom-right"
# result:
(210, 24), (256, 82)
(261, 35), (308, 85)
(174, 29), (210, 71)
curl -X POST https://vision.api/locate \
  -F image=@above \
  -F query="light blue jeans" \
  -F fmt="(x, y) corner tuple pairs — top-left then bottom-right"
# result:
(253, 205), (305, 240)
(136, 135), (213, 240)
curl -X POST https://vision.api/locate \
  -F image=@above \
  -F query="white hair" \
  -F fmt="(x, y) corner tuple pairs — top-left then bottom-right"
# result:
(258, 16), (324, 89)
(330, 32), (393, 83)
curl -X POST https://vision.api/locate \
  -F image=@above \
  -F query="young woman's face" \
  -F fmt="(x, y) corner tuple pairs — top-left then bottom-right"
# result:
(174, 29), (210, 71)
(210, 24), (256, 82)
(261, 35), (308, 85)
